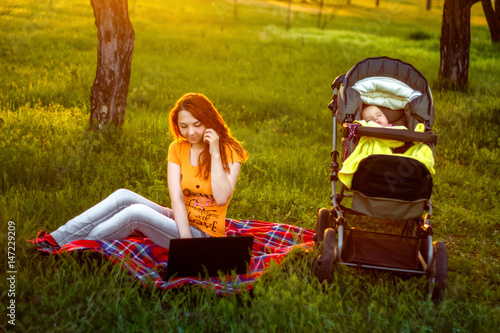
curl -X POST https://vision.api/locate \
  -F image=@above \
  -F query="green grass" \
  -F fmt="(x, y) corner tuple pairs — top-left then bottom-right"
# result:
(1, 0), (499, 331)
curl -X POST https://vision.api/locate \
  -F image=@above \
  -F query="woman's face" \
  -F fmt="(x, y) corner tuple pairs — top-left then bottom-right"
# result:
(178, 110), (206, 145)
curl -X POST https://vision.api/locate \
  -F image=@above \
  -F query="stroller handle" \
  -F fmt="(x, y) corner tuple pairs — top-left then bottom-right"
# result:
(328, 74), (346, 112)
(346, 125), (438, 144)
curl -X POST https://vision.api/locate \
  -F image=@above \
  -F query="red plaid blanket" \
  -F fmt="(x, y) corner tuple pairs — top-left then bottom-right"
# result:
(35, 219), (315, 294)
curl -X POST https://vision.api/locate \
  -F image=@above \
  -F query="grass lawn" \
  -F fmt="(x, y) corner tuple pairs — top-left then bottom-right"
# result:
(1, 0), (499, 331)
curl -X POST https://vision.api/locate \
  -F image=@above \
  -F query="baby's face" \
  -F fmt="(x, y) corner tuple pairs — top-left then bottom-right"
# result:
(362, 106), (389, 126)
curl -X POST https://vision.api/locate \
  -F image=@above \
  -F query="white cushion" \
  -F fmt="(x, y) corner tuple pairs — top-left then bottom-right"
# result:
(352, 76), (422, 110)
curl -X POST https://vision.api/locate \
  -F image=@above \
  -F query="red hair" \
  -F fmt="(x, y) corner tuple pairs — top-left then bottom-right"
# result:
(169, 93), (249, 180)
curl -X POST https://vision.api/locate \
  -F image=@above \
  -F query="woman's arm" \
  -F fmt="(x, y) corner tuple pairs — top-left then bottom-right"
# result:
(167, 161), (193, 238)
(204, 129), (241, 205)
(211, 161), (241, 205)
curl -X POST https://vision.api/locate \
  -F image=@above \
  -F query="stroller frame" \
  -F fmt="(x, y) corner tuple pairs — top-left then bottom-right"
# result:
(314, 57), (447, 304)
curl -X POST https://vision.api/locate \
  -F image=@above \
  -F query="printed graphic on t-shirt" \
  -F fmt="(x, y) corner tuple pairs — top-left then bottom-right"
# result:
(183, 188), (221, 234)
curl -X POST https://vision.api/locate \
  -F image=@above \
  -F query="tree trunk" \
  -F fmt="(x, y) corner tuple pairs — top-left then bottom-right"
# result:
(286, 0), (291, 30)
(438, 0), (478, 90)
(318, 0), (324, 28)
(90, 0), (135, 130)
(427, 0), (432, 11)
(481, 0), (500, 42)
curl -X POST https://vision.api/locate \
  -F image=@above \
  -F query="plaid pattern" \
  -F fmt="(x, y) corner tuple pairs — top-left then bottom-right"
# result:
(33, 219), (315, 294)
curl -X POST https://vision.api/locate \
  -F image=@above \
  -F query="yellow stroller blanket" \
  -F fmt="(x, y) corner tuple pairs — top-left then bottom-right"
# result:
(338, 121), (435, 189)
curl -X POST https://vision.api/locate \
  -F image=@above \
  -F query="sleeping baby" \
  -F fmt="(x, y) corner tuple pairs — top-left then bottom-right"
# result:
(361, 105), (391, 127)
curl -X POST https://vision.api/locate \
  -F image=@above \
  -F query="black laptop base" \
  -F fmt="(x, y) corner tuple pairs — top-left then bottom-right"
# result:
(160, 236), (254, 281)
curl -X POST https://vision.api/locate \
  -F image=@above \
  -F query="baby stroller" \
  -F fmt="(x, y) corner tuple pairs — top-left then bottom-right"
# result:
(314, 57), (447, 303)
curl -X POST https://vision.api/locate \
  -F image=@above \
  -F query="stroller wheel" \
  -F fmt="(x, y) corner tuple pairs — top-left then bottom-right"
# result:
(314, 208), (332, 246)
(317, 228), (337, 283)
(429, 241), (447, 304)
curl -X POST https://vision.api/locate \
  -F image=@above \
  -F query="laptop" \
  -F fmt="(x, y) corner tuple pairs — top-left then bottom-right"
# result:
(160, 236), (254, 280)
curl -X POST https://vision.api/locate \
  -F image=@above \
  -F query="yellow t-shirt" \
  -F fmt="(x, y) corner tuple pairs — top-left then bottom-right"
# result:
(167, 140), (242, 237)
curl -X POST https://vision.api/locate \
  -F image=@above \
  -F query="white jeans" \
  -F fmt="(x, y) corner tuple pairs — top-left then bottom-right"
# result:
(50, 189), (208, 249)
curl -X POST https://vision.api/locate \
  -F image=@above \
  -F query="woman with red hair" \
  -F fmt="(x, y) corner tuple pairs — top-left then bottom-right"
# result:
(33, 93), (248, 250)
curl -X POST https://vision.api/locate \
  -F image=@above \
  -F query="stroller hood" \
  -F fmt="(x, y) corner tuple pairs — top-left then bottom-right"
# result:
(335, 57), (434, 130)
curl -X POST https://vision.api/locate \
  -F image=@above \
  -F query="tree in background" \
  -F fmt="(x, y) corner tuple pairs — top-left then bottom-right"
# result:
(318, 0), (325, 28)
(287, 0), (292, 30)
(439, 0), (479, 89)
(317, 0), (336, 30)
(234, 0), (239, 20)
(89, 0), (135, 130)
(439, 0), (499, 89)
(481, 0), (500, 42)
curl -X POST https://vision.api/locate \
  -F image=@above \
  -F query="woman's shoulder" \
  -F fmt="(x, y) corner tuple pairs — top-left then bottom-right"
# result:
(169, 139), (189, 150)
(168, 139), (190, 163)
